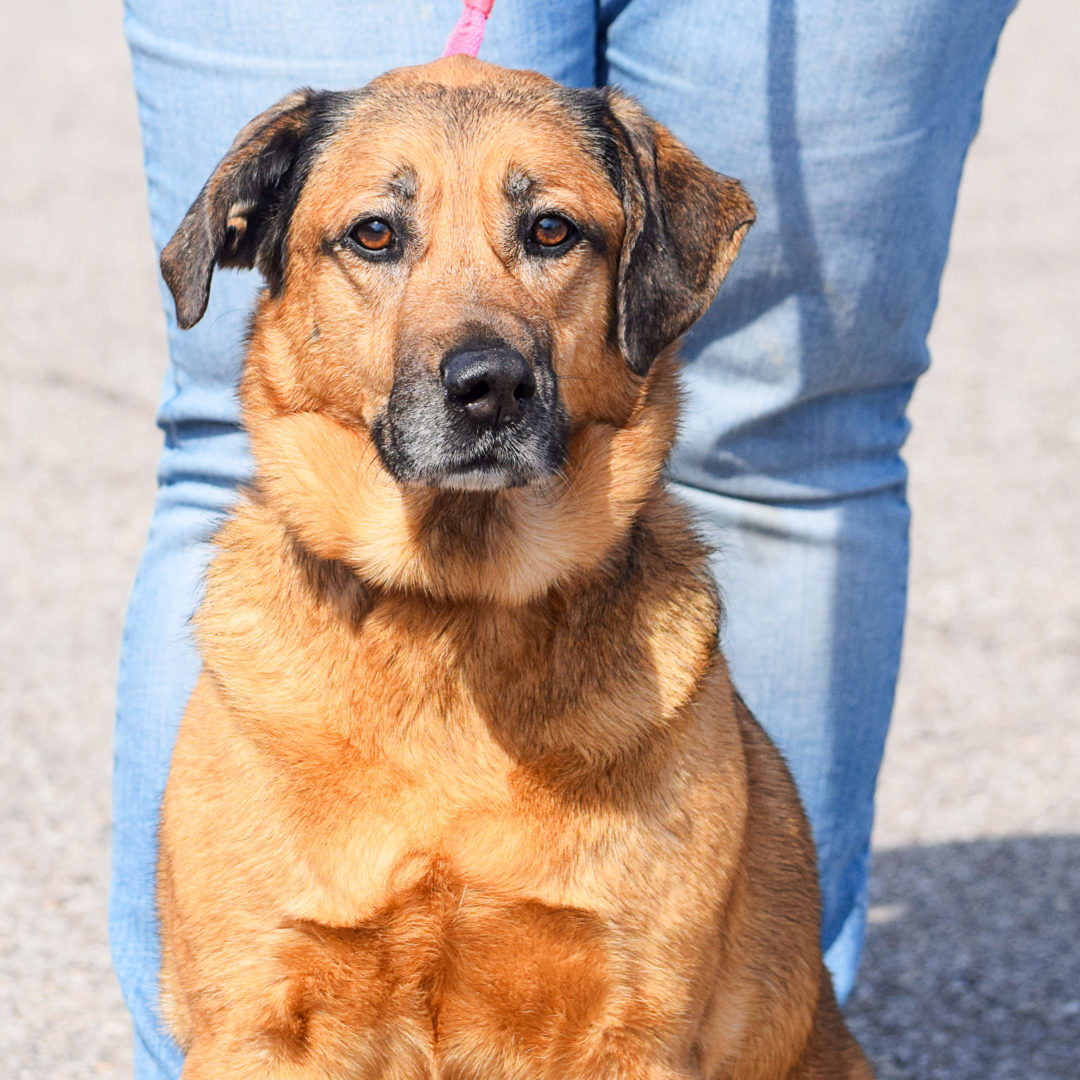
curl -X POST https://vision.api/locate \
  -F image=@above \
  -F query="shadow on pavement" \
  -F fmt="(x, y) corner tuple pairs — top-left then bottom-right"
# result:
(844, 836), (1079, 1079)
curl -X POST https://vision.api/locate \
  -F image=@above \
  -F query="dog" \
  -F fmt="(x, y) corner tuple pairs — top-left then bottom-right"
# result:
(156, 56), (875, 1079)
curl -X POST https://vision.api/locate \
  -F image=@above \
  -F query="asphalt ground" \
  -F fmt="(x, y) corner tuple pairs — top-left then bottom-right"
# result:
(1, 2), (1077, 1077)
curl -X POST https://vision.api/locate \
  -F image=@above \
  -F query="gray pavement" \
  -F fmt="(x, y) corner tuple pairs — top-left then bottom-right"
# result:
(1, 1), (1077, 1077)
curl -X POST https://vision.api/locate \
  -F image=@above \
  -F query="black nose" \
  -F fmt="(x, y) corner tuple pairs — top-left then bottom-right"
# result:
(442, 347), (536, 427)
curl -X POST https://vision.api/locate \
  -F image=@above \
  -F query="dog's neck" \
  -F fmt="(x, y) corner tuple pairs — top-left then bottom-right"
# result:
(198, 483), (721, 770)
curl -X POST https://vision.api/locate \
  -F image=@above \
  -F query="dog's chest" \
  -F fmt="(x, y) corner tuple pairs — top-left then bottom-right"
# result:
(258, 727), (673, 1074)
(203, 564), (640, 926)
(260, 691), (608, 932)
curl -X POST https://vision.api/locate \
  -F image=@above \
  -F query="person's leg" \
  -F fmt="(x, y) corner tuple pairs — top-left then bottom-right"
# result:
(112, 4), (597, 1076)
(599, 0), (1016, 1001)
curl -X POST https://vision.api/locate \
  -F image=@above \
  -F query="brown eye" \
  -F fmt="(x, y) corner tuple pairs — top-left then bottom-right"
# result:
(529, 214), (575, 249)
(349, 218), (394, 251)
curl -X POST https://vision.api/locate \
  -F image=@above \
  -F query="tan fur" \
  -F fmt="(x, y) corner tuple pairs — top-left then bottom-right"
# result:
(159, 56), (874, 1079)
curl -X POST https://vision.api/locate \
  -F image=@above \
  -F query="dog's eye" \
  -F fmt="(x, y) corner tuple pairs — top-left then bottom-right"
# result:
(348, 218), (395, 252)
(527, 214), (578, 253)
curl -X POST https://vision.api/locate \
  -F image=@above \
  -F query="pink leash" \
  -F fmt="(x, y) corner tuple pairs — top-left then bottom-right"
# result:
(442, 0), (495, 58)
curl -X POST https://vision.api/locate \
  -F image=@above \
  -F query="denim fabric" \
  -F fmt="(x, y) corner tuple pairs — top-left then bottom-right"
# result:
(113, 1), (1015, 1074)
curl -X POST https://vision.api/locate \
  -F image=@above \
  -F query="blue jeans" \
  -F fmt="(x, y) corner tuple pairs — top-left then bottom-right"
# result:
(113, 1), (1015, 1075)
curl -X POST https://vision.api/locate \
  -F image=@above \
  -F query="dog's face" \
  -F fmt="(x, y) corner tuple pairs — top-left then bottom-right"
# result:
(162, 58), (753, 600)
(279, 69), (628, 493)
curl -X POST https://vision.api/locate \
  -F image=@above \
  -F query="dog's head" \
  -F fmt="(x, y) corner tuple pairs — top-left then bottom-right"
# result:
(162, 57), (753, 603)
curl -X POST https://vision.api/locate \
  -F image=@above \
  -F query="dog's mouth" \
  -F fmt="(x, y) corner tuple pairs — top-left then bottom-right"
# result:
(373, 416), (567, 491)
(438, 468), (518, 492)
(437, 454), (527, 492)
(373, 348), (568, 491)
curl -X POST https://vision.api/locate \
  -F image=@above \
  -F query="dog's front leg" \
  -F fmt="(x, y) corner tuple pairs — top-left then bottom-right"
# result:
(176, 1018), (437, 1080)
(165, 921), (442, 1080)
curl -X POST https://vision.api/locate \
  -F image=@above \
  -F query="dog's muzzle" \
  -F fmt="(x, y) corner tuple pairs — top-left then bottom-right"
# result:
(373, 337), (568, 490)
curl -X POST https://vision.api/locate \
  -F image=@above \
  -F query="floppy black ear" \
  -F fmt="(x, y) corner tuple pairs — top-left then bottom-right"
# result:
(601, 89), (756, 375)
(160, 88), (331, 330)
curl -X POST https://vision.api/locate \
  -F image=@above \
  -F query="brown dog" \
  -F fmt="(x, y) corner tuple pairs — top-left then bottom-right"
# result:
(156, 56), (874, 1079)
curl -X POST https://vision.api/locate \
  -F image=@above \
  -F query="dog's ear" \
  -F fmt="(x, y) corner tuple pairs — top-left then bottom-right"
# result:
(160, 88), (328, 330)
(600, 90), (756, 375)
